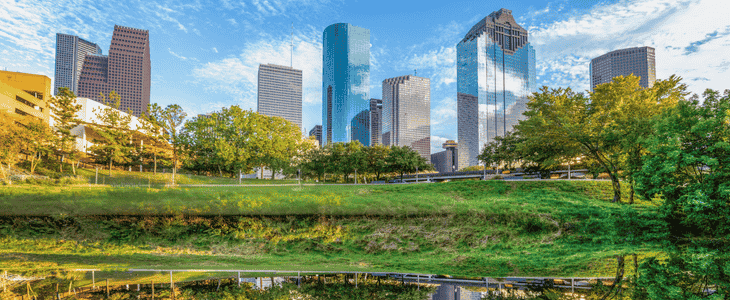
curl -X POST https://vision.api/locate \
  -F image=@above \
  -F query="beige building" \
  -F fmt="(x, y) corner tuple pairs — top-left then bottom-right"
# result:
(0, 70), (52, 123)
(381, 75), (431, 160)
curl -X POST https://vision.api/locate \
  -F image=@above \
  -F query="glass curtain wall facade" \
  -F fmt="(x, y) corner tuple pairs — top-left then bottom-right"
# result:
(322, 23), (371, 146)
(381, 75), (431, 160)
(456, 8), (536, 168)
(54, 33), (102, 95)
(257, 63), (303, 129)
(590, 46), (656, 91)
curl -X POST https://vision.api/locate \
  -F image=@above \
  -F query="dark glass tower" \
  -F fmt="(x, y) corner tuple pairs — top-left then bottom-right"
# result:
(322, 23), (371, 146)
(456, 8), (536, 167)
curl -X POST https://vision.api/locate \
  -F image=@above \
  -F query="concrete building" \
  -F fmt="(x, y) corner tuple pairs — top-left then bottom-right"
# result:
(322, 23), (371, 146)
(369, 98), (382, 146)
(67, 97), (143, 154)
(381, 75), (430, 160)
(54, 34), (103, 96)
(76, 25), (151, 117)
(430, 140), (458, 173)
(0, 70), (52, 123)
(257, 64), (303, 129)
(590, 46), (656, 91)
(456, 8), (536, 168)
(309, 125), (322, 147)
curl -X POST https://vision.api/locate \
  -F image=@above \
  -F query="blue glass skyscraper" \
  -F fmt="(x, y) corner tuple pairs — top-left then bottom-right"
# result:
(456, 8), (536, 168)
(322, 23), (371, 146)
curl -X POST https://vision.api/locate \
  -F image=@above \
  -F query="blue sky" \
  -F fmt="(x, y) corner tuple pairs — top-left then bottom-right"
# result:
(1, 0), (729, 154)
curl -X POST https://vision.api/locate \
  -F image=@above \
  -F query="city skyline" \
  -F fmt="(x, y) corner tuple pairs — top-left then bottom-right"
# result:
(1, 0), (728, 155)
(381, 75), (431, 160)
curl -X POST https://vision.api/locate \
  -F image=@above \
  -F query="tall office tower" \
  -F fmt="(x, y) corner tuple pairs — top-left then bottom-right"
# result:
(322, 23), (371, 146)
(309, 125), (322, 147)
(456, 8), (536, 168)
(381, 75), (431, 160)
(257, 64), (303, 128)
(369, 98), (382, 146)
(76, 25), (151, 116)
(430, 140), (459, 173)
(590, 46), (656, 92)
(54, 34), (103, 95)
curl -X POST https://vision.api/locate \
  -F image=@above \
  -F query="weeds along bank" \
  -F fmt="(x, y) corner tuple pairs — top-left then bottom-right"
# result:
(0, 181), (665, 277)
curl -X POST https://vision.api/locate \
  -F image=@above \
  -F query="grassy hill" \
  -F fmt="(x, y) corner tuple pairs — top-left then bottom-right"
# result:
(0, 180), (664, 278)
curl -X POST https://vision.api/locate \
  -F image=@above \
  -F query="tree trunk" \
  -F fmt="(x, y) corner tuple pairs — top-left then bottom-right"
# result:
(629, 180), (635, 204)
(0, 163), (8, 182)
(609, 173), (621, 203)
(60, 154), (64, 173)
(71, 159), (76, 175)
(109, 154), (113, 177)
(154, 153), (157, 175)
(599, 255), (625, 300)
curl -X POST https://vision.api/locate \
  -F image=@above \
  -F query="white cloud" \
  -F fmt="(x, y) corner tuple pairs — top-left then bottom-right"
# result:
(212, 47), (218, 53)
(430, 135), (452, 155)
(403, 46), (456, 88)
(168, 48), (198, 61)
(193, 31), (323, 108)
(431, 97), (456, 125)
(529, 0), (730, 94)
(227, 18), (238, 25)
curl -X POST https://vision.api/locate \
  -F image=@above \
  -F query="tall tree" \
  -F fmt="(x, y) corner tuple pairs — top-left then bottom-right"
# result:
(478, 131), (524, 171)
(517, 86), (624, 202)
(159, 104), (187, 185)
(635, 89), (730, 298)
(89, 91), (132, 176)
(260, 115), (303, 180)
(49, 87), (82, 174)
(0, 111), (25, 182)
(364, 144), (390, 181)
(23, 118), (55, 174)
(594, 75), (686, 203)
(139, 103), (170, 174)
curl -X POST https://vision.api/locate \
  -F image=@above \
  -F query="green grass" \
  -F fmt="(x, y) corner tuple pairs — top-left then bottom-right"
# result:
(70, 167), (307, 186)
(0, 181), (665, 278)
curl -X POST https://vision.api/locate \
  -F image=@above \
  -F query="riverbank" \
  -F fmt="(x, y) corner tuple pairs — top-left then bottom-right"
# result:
(0, 181), (665, 277)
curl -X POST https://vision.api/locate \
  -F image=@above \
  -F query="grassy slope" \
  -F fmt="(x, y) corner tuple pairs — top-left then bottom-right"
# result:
(71, 168), (304, 185)
(0, 181), (663, 277)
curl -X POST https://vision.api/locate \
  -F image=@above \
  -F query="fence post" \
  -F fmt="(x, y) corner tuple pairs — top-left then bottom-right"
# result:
(151, 280), (154, 300)
(237, 272), (241, 287)
(106, 279), (109, 298)
(92, 271), (95, 289)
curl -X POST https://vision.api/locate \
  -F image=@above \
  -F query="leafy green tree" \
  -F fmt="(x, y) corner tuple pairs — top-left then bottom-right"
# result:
(259, 115), (302, 180)
(49, 87), (82, 174)
(89, 92), (132, 176)
(180, 113), (220, 175)
(635, 89), (730, 299)
(595, 75), (687, 203)
(342, 141), (366, 183)
(299, 145), (329, 182)
(139, 103), (171, 174)
(517, 86), (624, 202)
(386, 145), (431, 181)
(478, 131), (524, 172)
(23, 118), (55, 174)
(364, 144), (390, 181)
(159, 104), (187, 185)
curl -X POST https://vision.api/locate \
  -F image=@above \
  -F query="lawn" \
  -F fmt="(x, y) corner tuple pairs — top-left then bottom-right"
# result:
(0, 180), (665, 278)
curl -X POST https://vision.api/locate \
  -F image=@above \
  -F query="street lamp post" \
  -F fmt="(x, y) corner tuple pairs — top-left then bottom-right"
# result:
(416, 166), (419, 183)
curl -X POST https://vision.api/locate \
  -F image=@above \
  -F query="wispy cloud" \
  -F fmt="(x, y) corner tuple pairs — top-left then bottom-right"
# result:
(227, 18), (238, 26)
(212, 47), (218, 53)
(403, 46), (456, 88)
(528, 0), (730, 94)
(168, 48), (198, 61)
(194, 29), (323, 108)
(430, 135), (451, 155)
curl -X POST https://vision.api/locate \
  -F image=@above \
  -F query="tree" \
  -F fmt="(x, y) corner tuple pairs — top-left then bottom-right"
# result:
(159, 104), (187, 185)
(139, 103), (171, 174)
(49, 87), (82, 174)
(180, 113), (220, 176)
(635, 89), (730, 298)
(0, 111), (25, 182)
(342, 141), (366, 183)
(23, 118), (54, 174)
(364, 144), (390, 181)
(299, 145), (328, 182)
(478, 131), (524, 171)
(259, 115), (303, 180)
(386, 145), (431, 181)
(594, 75), (686, 203)
(89, 91), (133, 176)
